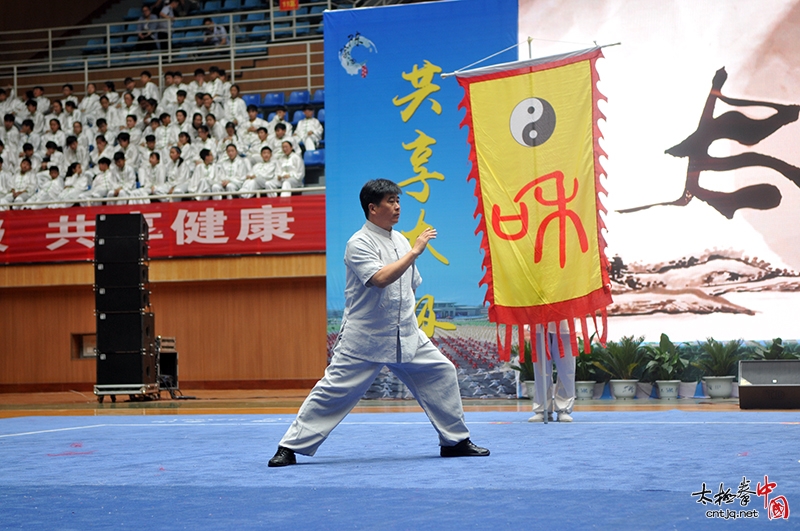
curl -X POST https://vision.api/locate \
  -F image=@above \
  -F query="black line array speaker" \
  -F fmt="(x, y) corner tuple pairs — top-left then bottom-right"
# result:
(97, 350), (156, 385)
(94, 213), (156, 387)
(738, 360), (800, 409)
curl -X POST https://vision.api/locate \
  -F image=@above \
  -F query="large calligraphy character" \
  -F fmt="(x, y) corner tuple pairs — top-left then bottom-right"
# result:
(620, 67), (800, 219)
(491, 170), (588, 268)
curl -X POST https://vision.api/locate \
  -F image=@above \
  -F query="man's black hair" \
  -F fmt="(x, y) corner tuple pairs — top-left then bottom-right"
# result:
(360, 179), (401, 219)
(113, 151), (125, 162)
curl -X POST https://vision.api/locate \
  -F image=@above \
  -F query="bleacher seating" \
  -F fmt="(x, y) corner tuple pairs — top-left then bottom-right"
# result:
(242, 94), (261, 107)
(290, 110), (304, 125)
(316, 108), (325, 123)
(311, 89), (324, 106)
(262, 92), (285, 108)
(287, 90), (310, 107)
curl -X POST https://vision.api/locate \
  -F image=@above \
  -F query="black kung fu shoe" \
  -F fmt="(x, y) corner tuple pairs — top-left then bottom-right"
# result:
(440, 438), (490, 457)
(268, 446), (297, 467)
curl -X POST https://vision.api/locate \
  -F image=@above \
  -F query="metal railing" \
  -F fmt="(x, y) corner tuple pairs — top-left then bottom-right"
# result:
(0, 38), (323, 107)
(0, 1), (331, 74)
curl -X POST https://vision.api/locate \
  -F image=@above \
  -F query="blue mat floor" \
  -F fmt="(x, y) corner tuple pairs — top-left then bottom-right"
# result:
(1, 410), (799, 530)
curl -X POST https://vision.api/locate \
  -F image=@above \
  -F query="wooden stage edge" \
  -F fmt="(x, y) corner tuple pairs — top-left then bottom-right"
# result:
(0, 389), (748, 419)
(0, 380), (319, 394)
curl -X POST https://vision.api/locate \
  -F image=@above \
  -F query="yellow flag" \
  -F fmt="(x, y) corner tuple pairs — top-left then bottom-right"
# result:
(456, 48), (612, 361)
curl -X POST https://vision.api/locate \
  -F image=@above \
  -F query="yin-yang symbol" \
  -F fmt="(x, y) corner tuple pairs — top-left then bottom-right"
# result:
(509, 97), (556, 147)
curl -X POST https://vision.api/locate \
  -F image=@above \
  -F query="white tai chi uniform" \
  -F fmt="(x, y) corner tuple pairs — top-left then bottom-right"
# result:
(531, 321), (576, 416)
(293, 117), (323, 151)
(278, 220), (470, 456)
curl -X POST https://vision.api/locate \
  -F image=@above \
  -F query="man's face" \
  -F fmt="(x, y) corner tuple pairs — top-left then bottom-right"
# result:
(20, 160), (31, 173)
(248, 109), (257, 120)
(257, 129), (267, 141)
(4, 119), (14, 130)
(50, 169), (59, 180)
(150, 153), (159, 166)
(276, 110), (285, 119)
(115, 159), (125, 170)
(73, 123), (82, 135)
(304, 109), (314, 119)
(62, 87), (71, 97)
(261, 149), (272, 162)
(226, 146), (237, 160)
(275, 128), (285, 139)
(147, 141), (156, 151)
(100, 99), (109, 110)
(126, 117), (136, 129)
(50, 121), (59, 133)
(203, 95), (213, 108)
(370, 194), (401, 229)
(33, 88), (43, 97)
(230, 86), (238, 98)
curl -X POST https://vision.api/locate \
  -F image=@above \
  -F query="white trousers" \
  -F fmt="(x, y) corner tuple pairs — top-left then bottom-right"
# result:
(279, 338), (470, 456)
(532, 332), (576, 414)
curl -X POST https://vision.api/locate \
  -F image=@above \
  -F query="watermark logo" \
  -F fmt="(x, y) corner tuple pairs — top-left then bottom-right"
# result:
(692, 475), (790, 520)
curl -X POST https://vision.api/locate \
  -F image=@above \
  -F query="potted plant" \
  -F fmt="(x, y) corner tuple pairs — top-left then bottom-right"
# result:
(575, 335), (600, 400)
(643, 333), (688, 399)
(749, 338), (798, 360)
(593, 335), (645, 399)
(693, 338), (743, 399)
(510, 340), (536, 399)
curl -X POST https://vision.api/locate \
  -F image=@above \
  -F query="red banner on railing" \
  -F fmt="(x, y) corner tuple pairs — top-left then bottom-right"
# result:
(280, 0), (299, 11)
(0, 196), (325, 264)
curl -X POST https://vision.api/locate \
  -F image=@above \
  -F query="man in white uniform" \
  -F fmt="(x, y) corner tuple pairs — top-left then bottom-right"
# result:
(528, 321), (577, 423)
(268, 179), (490, 467)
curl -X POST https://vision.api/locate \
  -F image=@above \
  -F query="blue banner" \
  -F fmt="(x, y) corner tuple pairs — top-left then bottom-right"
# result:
(324, 0), (519, 325)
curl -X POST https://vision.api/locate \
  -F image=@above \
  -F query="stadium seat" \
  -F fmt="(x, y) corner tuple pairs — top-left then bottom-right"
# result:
(311, 89), (324, 105)
(187, 17), (205, 27)
(109, 24), (126, 35)
(82, 38), (105, 55)
(242, 0), (262, 8)
(184, 30), (205, 46)
(287, 90), (310, 106)
(109, 36), (125, 52)
(241, 94), (261, 107)
(244, 12), (266, 25)
(296, 21), (311, 36)
(316, 108), (325, 123)
(172, 18), (190, 29)
(124, 7), (142, 20)
(262, 92), (285, 107)
(221, 0), (240, 12)
(273, 21), (292, 39)
(291, 110), (304, 125)
(304, 149), (324, 166)
(172, 31), (187, 47)
(249, 24), (270, 41)
(202, 0), (222, 13)
(267, 112), (276, 122)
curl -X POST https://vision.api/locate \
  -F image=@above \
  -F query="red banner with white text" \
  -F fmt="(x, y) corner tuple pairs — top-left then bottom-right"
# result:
(0, 196), (325, 264)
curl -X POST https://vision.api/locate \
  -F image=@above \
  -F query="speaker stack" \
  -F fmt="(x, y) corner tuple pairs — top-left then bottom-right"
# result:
(93, 213), (158, 403)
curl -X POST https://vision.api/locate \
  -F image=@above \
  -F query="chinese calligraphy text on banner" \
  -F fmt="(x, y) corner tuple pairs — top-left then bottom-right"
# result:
(0, 196), (324, 264)
(323, 0), (518, 328)
(456, 48), (612, 361)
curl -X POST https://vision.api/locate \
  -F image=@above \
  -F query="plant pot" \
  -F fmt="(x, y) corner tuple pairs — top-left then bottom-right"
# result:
(655, 380), (681, 400)
(703, 375), (735, 399)
(524, 380), (536, 400)
(609, 379), (638, 400)
(575, 380), (596, 400)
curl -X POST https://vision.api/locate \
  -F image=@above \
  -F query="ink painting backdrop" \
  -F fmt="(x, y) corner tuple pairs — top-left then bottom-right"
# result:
(324, 0), (519, 340)
(518, 0), (800, 341)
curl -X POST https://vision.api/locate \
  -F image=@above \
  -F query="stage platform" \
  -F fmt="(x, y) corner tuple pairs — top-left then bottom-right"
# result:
(1, 398), (797, 530)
